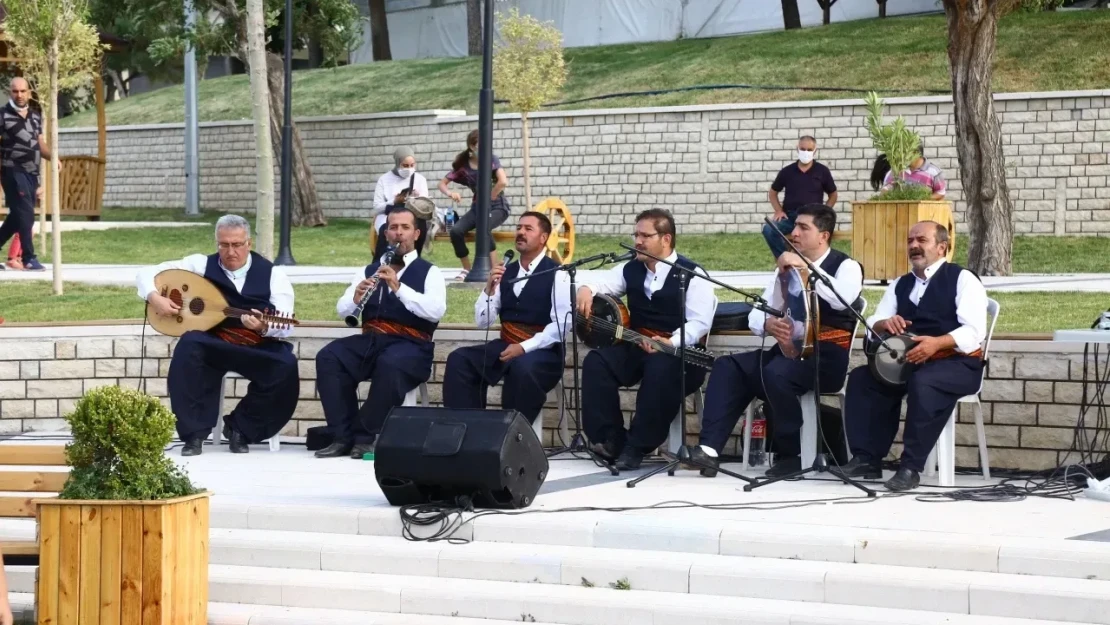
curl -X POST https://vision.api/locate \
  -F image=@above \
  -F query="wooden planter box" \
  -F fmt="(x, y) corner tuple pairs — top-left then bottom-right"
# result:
(34, 492), (210, 625)
(850, 200), (956, 282)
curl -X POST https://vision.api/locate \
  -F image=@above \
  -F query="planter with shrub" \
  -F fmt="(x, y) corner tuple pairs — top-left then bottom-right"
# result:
(35, 385), (208, 625)
(851, 92), (956, 283)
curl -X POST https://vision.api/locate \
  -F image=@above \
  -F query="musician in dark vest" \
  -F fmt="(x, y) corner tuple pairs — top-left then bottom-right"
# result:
(136, 215), (300, 455)
(314, 207), (447, 459)
(689, 204), (863, 478)
(576, 208), (718, 471)
(442, 212), (570, 424)
(836, 220), (987, 491)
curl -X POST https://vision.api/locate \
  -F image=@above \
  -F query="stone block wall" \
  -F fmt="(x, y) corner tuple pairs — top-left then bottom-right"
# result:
(59, 89), (1110, 235)
(2, 325), (1107, 472)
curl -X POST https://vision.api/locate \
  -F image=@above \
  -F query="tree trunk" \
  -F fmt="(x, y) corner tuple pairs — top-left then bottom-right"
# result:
(944, 0), (1013, 276)
(817, 0), (839, 25)
(878, 0), (887, 18)
(781, 0), (802, 29)
(48, 42), (62, 295)
(521, 112), (532, 211)
(368, 0), (392, 61)
(265, 52), (327, 227)
(247, 0), (275, 258)
(467, 0), (482, 56)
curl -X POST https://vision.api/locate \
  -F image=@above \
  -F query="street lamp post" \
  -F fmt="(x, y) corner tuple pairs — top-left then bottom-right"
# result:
(274, 0), (296, 265)
(465, 0), (496, 283)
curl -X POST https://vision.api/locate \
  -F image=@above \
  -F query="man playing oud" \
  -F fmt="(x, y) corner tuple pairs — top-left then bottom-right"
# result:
(576, 208), (718, 471)
(837, 221), (987, 492)
(136, 215), (300, 455)
(314, 207), (447, 459)
(443, 211), (571, 425)
(688, 204), (862, 478)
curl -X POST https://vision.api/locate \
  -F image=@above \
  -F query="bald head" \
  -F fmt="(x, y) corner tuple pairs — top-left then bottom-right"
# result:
(9, 78), (30, 108)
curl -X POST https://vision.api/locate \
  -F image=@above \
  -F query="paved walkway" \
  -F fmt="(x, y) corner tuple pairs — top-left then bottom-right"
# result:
(34, 221), (210, 233)
(2, 263), (1109, 292)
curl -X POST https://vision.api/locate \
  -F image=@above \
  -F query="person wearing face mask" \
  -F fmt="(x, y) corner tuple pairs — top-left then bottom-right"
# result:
(764, 135), (838, 260)
(835, 221), (987, 492)
(373, 147), (429, 258)
(686, 204), (863, 479)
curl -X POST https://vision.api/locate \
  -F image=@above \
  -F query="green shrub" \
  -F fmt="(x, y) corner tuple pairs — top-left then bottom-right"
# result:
(870, 183), (934, 202)
(61, 385), (199, 500)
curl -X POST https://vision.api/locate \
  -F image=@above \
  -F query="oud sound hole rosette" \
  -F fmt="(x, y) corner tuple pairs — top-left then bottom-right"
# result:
(169, 289), (184, 307)
(189, 298), (206, 315)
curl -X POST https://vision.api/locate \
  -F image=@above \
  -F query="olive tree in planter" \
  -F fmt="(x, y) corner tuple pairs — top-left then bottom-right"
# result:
(851, 92), (956, 283)
(35, 386), (208, 625)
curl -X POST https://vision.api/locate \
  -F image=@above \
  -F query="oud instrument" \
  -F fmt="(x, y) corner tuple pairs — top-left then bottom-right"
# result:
(574, 294), (716, 370)
(147, 269), (298, 337)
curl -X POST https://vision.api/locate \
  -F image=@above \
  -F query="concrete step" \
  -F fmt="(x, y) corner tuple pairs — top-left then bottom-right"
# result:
(205, 529), (1110, 623)
(210, 502), (1110, 580)
(204, 564), (1104, 625)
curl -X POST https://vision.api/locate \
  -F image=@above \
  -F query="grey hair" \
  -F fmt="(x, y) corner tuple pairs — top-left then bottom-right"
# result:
(215, 214), (250, 240)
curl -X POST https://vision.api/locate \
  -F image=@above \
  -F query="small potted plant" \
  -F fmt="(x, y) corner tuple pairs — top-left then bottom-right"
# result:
(851, 92), (956, 282)
(35, 386), (209, 624)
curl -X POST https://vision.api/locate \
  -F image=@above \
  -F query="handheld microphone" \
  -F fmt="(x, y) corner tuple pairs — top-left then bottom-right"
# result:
(502, 249), (516, 265)
(345, 245), (397, 327)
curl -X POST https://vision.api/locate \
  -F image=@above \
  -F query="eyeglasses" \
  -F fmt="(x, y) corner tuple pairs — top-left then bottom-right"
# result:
(218, 241), (248, 250)
(631, 231), (661, 241)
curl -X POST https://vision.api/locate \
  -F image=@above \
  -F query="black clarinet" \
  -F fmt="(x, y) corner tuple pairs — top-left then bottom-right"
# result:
(344, 245), (396, 327)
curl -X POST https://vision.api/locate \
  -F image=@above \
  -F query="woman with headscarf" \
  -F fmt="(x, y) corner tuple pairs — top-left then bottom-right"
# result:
(372, 147), (430, 258)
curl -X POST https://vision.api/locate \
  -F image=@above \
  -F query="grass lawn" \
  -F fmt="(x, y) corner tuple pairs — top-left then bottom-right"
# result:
(60, 11), (1110, 127)
(35, 207), (1110, 274)
(1, 281), (1104, 335)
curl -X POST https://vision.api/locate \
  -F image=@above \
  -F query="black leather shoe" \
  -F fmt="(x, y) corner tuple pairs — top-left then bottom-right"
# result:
(884, 467), (920, 492)
(590, 440), (621, 464)
(682, 445), (719, 478)
(227, 427), (249, 454)
(615, 447), (645, 471)
(181, 437), (204, 456)
(831, 456), (883, 480)
(765, 455), (802, 478)
(351, 443), (375, 459)
(314, 441), (353, 458)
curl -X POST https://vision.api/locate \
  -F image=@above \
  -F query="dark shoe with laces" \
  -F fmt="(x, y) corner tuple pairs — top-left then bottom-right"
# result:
(351, 443), (375, 459)
(615, 446), (645, 471)
(590, 440), (621, 464)
(884, 467), (920, 492)
(23, 258), (45, 271)
(226, 426), (249, 453)
(765, 454), (802, 478)
(831, 456), (883, 480)
(314, 441), (353, 458)
(181, 437), (204, 456)
(682, 445), (720, 478)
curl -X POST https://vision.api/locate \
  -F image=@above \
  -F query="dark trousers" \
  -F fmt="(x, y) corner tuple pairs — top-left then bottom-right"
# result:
(442, 340), (564, 424)
(374, 204), (427, 258)
(167, 330), (300, 443)
(0, 169), (38, 262)
(844, 357), (983, 472)
(315, 333), (432, 444)
(582, 342), (707, 453)
(699, 343), (849, 456)
(450, 203), (509, 259)
(761, 213), (796, 259)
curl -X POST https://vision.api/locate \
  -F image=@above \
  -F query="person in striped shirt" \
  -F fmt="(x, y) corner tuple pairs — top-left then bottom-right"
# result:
(880, 141), (947, 200)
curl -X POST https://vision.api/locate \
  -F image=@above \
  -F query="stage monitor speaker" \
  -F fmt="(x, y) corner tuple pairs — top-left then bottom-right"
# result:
(374, 406), (548, 509)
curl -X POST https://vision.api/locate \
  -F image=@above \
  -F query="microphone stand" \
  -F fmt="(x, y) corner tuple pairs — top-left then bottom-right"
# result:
(619, 242), (781, 488)
(504, 251), (625, 475)
(742, 218), (876, 497)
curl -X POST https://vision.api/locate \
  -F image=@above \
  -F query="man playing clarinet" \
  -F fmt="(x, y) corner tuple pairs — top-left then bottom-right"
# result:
(576, 208), (718, 471)
(442, 212), (570, 425)
(314, 207), (447, 459)
(836, 221), (987, 491)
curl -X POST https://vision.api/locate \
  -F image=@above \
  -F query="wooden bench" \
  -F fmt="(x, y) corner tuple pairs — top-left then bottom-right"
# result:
(0, 445), (69, 559)
(369, 197), (577, 264)
(0, 155), (104, 220)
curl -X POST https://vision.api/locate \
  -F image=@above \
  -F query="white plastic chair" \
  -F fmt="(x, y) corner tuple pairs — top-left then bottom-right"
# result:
(401, 381), (431, 408)
(741, 298), (866, 471)
(666, 388), (704, 455)
(925, 298), (1000, 486)
(214, 373), (281, 452)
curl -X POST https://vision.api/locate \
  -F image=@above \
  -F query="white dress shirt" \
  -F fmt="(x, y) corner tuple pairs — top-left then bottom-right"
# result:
(475, 254), (572, 353)
(582, 251), (718, 347)
(868, 258), (988, 354)
(135, 253), (296, 339)
(336, 249), (447, 323)
(373, 170), (430, 231)
(748, 248), (864, 337)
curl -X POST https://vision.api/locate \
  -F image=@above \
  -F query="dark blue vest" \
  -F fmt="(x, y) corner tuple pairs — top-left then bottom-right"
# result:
(895, 261), (969, 337)
(622, 255), (700, 333)
(500, 256), (558, 328)
(360, 256), (439, 338)
(817, 248), (860, 332)
(204, 252), (273, 330)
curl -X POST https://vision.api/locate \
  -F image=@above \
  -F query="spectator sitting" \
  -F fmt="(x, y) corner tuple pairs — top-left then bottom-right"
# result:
(880, 139), (947, 200)
(372, 147), (429, 258)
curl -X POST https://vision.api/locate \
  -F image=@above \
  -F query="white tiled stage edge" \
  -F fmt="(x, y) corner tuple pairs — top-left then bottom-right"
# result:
(4, 442), (1110, 624)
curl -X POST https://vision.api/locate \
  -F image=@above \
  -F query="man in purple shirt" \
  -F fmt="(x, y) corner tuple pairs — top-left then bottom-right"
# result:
(763, 135), (838, 258)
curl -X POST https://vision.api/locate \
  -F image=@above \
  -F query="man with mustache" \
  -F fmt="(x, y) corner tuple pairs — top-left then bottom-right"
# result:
(442, 212), (570, 425)
(836, 221), (988, 491)
(687, 204), (862, 478)
(576, 208), (718, 471)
